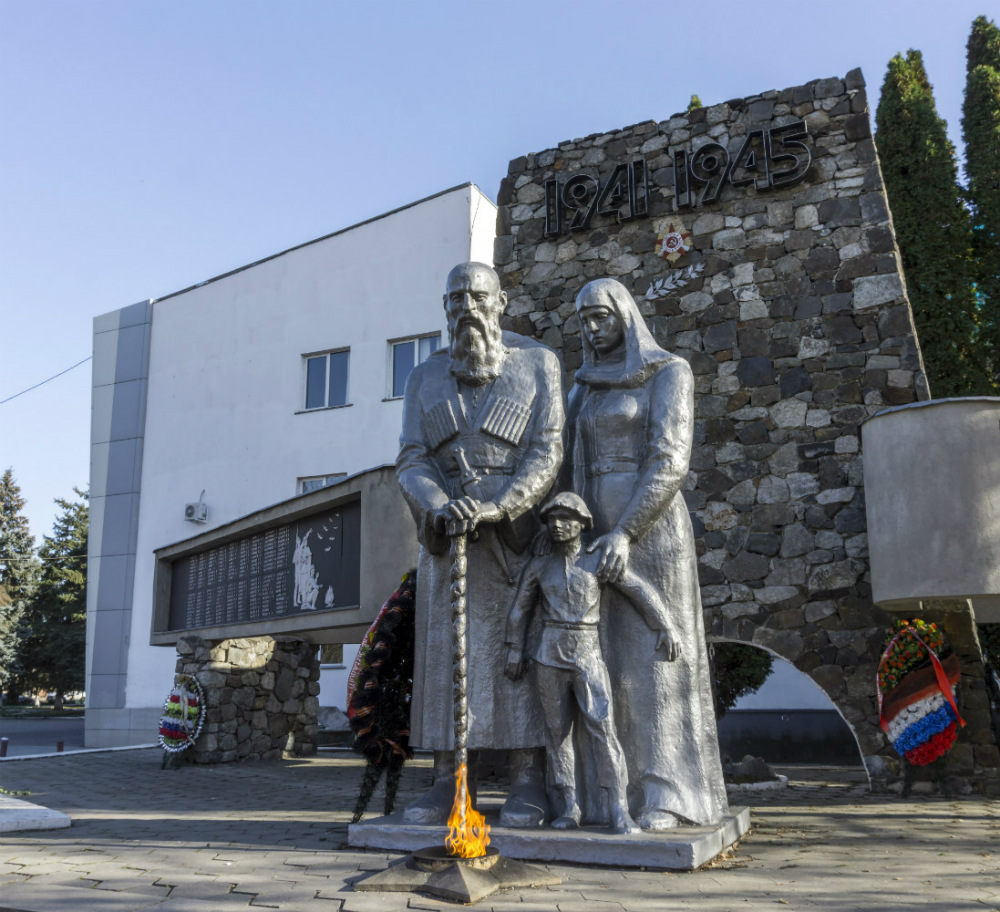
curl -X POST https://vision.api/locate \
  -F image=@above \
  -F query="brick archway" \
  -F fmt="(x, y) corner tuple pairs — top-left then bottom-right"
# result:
(707, 632), (872, 780)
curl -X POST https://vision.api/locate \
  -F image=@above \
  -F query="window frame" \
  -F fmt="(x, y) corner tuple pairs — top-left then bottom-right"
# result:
(301, 347), (351, 412)
(386, 332), (443, 400)
(297, 473), (348, 496)
(317, 644), (345, 669)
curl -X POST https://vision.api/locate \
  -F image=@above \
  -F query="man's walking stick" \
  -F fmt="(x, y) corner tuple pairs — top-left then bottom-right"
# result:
(450, 529), (470, 836)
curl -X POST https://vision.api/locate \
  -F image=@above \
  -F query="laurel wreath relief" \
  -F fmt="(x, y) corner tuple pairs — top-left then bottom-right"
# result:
(644, 262), (706, 301)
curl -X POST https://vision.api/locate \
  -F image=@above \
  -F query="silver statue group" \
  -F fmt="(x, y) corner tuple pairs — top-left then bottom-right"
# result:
(396, 263), (728, 835)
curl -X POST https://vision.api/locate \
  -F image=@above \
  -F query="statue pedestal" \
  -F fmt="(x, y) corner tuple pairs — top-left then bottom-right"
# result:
(348, 806), (750, 871)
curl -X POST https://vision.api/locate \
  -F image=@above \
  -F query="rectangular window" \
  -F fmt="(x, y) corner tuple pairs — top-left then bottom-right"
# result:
(299, 473), (347, 495)
(319, 644), (344, 666)
(390, 334), (441, 398)
(304, 349), (350, 410)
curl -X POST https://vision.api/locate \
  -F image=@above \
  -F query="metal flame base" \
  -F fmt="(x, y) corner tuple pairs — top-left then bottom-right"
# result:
(353, 844), (560, 904)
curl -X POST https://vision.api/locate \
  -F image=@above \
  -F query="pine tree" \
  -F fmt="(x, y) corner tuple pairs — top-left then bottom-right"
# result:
(0, 469), (40, 705)
(20, 490), (88, 709)
(875, 50), (990, 396)
(962, 16), (1000, 392)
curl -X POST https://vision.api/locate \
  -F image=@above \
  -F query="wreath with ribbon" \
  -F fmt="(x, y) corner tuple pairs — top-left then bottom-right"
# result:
(877, 619), (965, 766)
(347, 570), (416, 822)
(158, 674), (206, 756)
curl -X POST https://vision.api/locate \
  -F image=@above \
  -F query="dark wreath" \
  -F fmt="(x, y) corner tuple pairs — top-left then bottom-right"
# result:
(347, 569), (417, 822)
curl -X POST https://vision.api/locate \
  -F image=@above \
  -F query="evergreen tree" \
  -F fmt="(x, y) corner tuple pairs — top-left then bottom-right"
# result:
(710, 642), (773, 719)
(686, 94), (703, 112)
(875, 50), (990, 396)
(962, 16), (1000, 391)
(0, 469), (40, 705)
(20, 490), (88, 709)
(0, 584), (20, 705)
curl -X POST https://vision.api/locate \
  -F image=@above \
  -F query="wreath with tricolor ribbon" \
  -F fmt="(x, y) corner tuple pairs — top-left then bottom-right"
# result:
(158, 674), (206, 755)
(877, 620), (965, 766)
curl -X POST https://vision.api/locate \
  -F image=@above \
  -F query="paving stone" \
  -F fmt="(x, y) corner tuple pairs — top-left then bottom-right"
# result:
(164, 879), (243, 897)
(341, 892), (416, 911)
(154, 899), (258, 912)
(92, 876), (173, 896)
(246, 885), (331, 906)
(0, 879), (166, 911)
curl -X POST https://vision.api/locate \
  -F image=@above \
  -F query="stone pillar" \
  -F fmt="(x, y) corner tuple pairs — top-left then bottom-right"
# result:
(175, 635), (320, 763)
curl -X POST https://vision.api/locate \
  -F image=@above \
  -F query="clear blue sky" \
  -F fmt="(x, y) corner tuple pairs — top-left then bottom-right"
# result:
(0, 0), (989, 540)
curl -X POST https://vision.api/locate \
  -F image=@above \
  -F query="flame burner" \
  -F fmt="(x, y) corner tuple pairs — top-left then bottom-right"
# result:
(353, 530), (560, 902)
(414, 844), (500, 871)
(354, 842), (560, 905)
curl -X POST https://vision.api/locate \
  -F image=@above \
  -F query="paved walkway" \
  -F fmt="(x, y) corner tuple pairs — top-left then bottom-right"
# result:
(0, 749), (997, 911)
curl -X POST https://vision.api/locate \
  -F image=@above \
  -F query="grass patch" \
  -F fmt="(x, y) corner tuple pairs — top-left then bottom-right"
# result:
(0, 706), (85, 719)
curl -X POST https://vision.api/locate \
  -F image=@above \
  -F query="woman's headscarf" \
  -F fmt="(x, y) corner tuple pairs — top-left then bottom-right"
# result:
(574, 278), (674, 389)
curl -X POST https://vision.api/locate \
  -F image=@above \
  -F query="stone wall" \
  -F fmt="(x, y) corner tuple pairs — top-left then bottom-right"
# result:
(493, 69), (999, 794)
(175, 635), (320, 763)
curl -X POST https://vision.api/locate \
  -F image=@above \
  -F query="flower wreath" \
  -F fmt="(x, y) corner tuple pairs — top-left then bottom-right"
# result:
(158, 674), (206, 754)
(877, 619), (965, 766)
(346, 569), (416, 822)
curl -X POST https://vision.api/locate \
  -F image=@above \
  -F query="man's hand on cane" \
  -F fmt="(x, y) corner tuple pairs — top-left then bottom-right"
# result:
(433, 497), (503, 537)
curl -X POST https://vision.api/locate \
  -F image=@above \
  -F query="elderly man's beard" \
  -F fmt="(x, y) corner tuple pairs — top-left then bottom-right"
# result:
(449, 315), (505, 385)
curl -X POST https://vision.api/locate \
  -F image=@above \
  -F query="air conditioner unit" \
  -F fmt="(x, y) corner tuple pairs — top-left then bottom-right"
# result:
(184, 501), (208, 523)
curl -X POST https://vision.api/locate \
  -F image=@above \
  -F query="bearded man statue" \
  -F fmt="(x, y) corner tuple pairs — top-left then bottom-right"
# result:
(396, 261), (564, 826)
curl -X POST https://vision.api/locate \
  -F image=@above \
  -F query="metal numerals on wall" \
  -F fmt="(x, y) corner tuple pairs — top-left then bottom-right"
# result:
(542, 121), (812, 237)
(674, 121), (811, 209)
(544, 160), (648, 237)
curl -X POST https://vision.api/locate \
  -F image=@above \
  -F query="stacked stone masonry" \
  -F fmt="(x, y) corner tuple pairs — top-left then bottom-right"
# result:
(494, 69), (999, 795)
(175, 635), (320, 763)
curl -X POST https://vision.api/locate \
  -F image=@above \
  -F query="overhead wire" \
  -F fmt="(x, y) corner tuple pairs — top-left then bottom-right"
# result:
(0, 357), (93, 405)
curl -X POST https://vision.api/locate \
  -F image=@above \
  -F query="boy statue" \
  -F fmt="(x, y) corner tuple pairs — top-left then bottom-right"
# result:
(503, 492), (681, 834)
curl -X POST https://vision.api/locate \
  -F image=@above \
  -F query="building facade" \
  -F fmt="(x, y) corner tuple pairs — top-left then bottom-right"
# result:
(86, 184), (496, 747)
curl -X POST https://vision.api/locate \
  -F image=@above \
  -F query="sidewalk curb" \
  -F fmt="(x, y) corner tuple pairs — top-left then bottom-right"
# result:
(0, 743), (157, 762)
(0, 793), (71, 833)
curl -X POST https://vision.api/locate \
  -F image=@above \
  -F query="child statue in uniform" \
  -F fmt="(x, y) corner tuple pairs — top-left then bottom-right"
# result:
(504, 492), (681, 834)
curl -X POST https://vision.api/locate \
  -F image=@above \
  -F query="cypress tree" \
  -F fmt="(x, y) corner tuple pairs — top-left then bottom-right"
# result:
(875, 51), (989, 396)
(962, 16), (1000, 392)
(0, 469), (40, 704)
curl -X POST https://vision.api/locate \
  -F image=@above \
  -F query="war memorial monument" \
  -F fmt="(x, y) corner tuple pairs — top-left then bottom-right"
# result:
(148, 67), (1000, 898)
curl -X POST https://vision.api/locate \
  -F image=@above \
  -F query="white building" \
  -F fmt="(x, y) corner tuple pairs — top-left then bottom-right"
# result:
(86, 184), (497, 747)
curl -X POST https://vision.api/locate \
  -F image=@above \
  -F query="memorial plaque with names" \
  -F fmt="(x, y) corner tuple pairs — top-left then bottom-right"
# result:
(166, 501), (361, 632)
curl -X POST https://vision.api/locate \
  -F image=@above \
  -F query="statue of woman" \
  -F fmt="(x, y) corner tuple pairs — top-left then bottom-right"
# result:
(566, 277), (728, 829)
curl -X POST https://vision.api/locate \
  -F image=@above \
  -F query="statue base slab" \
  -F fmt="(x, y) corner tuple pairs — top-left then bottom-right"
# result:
(348, 806), (750, 871)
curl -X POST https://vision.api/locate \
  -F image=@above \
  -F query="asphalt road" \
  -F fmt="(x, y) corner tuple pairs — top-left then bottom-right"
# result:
(0, 717), (85, 757)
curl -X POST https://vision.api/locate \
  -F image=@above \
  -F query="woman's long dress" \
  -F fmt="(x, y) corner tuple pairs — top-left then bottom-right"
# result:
(569, 354), (728, 826)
